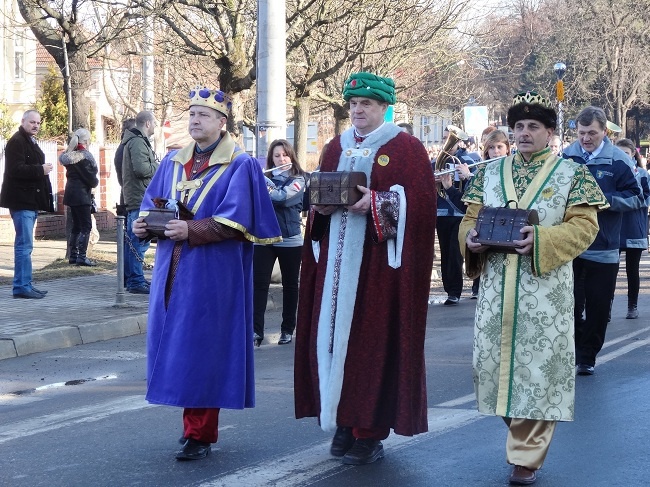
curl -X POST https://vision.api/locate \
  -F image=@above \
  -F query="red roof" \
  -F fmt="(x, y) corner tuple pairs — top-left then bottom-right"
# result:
(36, 44), (102, 68)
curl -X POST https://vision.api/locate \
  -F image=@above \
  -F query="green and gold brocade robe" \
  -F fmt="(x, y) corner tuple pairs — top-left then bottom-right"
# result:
(459, 148), (608, 420)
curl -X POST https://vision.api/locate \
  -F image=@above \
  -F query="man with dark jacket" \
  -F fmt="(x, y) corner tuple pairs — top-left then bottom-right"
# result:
(0, 110), (54, 299)
(122, 110), (158, 294)
(563, 106), (644, 376)
(114, 118), (136, 214)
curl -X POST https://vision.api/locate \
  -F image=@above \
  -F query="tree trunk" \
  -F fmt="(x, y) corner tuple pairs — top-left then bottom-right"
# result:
(333, 104), (349, 135)
(67, 49), (92, 131)
(293, 96), (311, 165)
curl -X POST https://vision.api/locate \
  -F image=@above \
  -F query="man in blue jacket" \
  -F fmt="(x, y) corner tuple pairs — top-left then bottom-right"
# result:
(563, 106), (643, 376)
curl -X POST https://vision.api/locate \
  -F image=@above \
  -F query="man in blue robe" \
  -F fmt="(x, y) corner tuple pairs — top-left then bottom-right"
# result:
(133, 87), (281, 461)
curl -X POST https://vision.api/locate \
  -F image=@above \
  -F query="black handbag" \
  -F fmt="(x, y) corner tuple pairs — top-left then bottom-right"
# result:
(472, 200), (539, 253)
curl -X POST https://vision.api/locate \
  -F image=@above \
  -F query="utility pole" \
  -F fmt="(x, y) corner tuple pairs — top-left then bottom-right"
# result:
(256, 0), (286, 161)
(142, 13), (154, 112)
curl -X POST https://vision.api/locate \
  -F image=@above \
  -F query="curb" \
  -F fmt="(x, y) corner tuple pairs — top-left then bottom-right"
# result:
(0, 313), (148, 361)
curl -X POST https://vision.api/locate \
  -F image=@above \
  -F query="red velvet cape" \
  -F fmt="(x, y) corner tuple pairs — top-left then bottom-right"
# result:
(294, 131), (437, 436)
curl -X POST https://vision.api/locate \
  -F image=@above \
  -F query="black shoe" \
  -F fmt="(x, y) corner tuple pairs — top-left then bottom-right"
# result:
(253, 333), (262, 347)
(626, 306), (639, 319)
(278, 332), (293, 345)
(510, 465), (537, 485)
(576, 364), (595, 376)
(175, 438), (211, 461)
(330, 426), (355, 457)
(178, 436), (187, 445)
(444, 296), (460, 305)
(128, 285), (150, 295)
(31, 286), (48, 295)
(470, 291), (478, 299)
(13, 289), (45, 299)
(341, 439), (384, 465)
(76, 257), (96, 267)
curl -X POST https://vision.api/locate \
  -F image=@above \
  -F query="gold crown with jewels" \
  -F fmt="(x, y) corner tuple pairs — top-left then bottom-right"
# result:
(189, 87), (232, 116)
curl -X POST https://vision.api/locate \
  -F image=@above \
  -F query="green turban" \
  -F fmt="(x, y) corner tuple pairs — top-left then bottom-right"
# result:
(342, 72), (396, 105)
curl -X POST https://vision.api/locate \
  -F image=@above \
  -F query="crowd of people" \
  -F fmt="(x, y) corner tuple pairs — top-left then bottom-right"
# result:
(1, 71), (649, 486)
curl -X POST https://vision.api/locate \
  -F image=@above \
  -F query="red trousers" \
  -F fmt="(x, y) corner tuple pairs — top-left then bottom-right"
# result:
(352, 426), (390, 441)
(183, 408), (220, 443)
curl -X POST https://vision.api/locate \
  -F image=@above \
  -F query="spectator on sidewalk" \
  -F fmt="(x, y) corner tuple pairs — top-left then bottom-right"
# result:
(460, 91), (607, 485)
(122, 111), (158, 294)
(132, 87), (281, 461)
(253, 139), (305, 346)
(0, 110), (54, 299)
(294, 72), (436, 466)
(114, 118), (136, 214)
(59, 128), (99, 267)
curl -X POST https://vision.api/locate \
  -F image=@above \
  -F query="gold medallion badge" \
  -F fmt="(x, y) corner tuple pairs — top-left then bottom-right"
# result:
(378, 154), (390, 166)
(541, 186), (554, 199)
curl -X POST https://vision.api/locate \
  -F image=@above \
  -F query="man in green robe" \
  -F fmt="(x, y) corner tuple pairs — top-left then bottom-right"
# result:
(459, 91), (608, 485)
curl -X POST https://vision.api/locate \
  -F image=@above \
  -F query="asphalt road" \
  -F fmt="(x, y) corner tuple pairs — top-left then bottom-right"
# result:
(1, 299), (649, 487)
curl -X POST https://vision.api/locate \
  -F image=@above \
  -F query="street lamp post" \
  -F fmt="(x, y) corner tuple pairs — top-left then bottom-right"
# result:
(554, 62), (566, 144)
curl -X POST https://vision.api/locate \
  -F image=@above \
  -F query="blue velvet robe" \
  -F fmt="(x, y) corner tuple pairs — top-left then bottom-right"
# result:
(142, 135), (281, 409)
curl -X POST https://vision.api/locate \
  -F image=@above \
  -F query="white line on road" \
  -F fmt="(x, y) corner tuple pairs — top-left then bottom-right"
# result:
(0, 395), (154, 445)
(200, 407), (484, 487)
(598, 338), (650, 365)
(600, 326), (650, 350)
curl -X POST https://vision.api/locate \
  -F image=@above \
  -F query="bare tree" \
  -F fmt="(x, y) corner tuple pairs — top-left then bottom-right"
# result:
(16, 0), (135, 132)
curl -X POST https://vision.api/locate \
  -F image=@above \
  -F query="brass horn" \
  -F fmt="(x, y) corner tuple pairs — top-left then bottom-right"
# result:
(606, 120), (622, 138)
(435, 125), (469, 196)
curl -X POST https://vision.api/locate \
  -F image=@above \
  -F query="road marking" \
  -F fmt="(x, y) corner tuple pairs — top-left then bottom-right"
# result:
(200, 407), (484, 487)
(0, 395), (154, 445)
(435, 393), (475, 408)
(600, 326), (650, 350)
(47, 350), (147, 360)
(598, 338), (650, 365)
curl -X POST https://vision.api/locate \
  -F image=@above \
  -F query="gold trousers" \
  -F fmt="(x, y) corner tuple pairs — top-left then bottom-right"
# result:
(503, 418), (557, 470)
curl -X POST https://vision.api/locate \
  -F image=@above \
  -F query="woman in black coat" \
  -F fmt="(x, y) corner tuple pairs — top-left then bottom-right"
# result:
(59, 128), (99, 266)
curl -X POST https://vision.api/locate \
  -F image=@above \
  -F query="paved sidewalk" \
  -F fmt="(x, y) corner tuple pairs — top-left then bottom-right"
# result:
(0, 234), (283, 360)
(0, 235), (152, 360)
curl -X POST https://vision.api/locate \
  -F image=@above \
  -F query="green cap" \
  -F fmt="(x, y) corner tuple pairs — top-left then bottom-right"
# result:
(343, 72), (396, 105)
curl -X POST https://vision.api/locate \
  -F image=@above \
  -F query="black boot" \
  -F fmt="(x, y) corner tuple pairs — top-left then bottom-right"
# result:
(68, 232), (80, 264)
(75, 233), (96, 267)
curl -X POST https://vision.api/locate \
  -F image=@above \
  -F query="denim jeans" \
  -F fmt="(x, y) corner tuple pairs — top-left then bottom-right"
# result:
(124, 209), (150, 289)
(10, 209), (37, 294)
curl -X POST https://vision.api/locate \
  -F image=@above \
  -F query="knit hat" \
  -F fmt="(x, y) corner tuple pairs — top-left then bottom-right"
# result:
(189, 87), (232, 117)
(342, 72), (396, 105)
(507, 91), (557, 130)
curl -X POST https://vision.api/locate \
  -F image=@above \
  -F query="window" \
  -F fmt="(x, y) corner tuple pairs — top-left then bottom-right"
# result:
(14, 52), (24, 80)
(14, 31), (25, 80)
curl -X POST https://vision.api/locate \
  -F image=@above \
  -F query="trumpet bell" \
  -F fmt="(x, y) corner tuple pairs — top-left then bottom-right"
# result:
(606, 121), (622, 134)
(446, 125), (469, 142)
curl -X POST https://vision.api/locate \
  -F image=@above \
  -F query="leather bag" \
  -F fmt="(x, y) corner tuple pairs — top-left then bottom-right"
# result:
(309, 171), (367, 206)
(142, 208), (178, 239)
(143, 198), (194, 239)
(472, 200), (539, 253)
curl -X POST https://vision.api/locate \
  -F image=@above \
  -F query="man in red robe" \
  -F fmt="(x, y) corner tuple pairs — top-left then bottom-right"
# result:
(294, 72), (437, 465)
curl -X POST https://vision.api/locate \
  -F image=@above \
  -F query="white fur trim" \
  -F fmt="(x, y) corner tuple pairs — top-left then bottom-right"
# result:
(311, 240), (320, 263)
(387, 184), (406, 268)
(316, 123), (402, 431)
